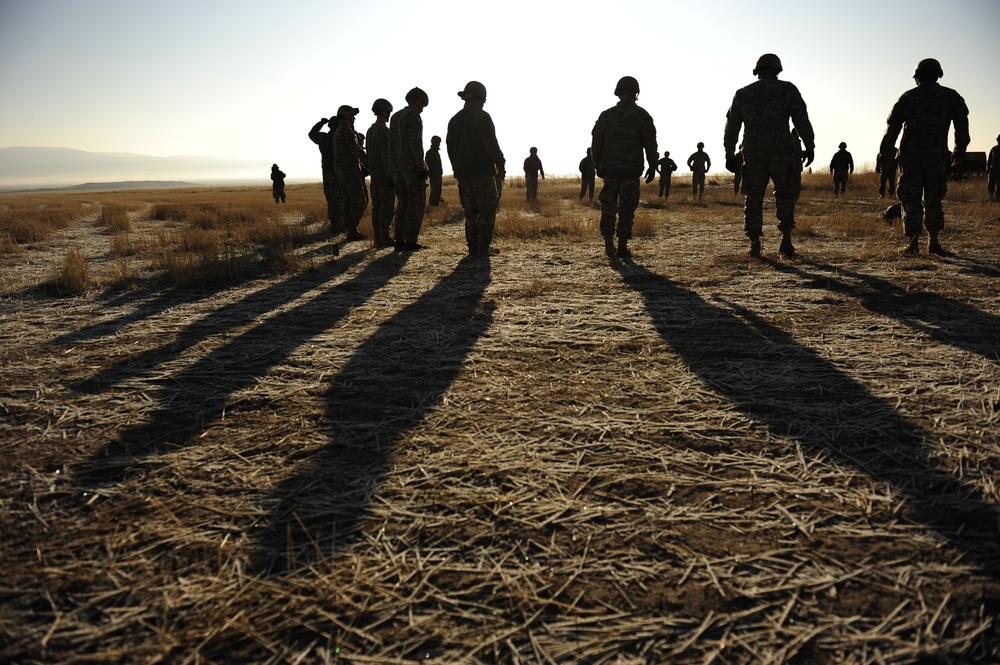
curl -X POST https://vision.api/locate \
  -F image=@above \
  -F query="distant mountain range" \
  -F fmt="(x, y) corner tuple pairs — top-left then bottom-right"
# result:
(0, 146), (270, 190)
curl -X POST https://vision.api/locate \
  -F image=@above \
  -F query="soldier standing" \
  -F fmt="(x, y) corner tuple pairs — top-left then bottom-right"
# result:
(579, 148), (596, 200)
(591, 75), (658, 258)
(877, 146), (899, 199)
(270, 164), (286, 204)
(988, 134), (999, 201)
(426, 135), (444, 206)
(724, 53), (815, 257)
(446, 80), (506, 257)
(332, 105), (368, 242)
(523, 147), (544, 200)
(830, 142), (854, 197)
(880, 58), (969, 256)
(657, 151), (677, 198)
(390, 87), (430, 252)
(366, 98), (395, 248)
(308, 115), (343, 232)
(687, 142), (711, 202)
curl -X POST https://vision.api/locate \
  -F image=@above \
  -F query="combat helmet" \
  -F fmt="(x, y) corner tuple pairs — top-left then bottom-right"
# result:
(839, 142), (847, 149)
(405, 87), (429, 106)
(372, 98), (393, 116)
(913, 58), (943, 82)
(614, 76), (640, 95)
(458, 81), (487, 101)
(753, 53), (783, 75)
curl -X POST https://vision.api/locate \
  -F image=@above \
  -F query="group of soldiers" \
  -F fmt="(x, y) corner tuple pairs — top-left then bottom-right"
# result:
(307, 53), (973, 261)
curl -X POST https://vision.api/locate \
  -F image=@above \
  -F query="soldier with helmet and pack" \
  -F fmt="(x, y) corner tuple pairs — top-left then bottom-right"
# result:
(830, 142), (854, 197)
(591, 75), (658, 259)
(880, 58), (969, 256)
(724, 53), (815, 257)
(366, 98), (395, 248)
(390, 87), (430, 252)
(332, 104), (368, 242)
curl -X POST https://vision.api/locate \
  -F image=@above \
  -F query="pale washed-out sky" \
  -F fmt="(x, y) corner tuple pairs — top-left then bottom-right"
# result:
(1, 0), (997, 182)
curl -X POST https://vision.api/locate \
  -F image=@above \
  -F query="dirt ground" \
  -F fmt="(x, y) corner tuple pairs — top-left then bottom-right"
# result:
(2, 179), (999, 663)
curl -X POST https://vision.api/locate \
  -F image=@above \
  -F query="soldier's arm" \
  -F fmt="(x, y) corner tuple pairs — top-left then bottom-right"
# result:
(952, 94), (971, 157)
(591, 118), (605, 174)
(723, 96), (743, 158)
(308, 119), (327, 144)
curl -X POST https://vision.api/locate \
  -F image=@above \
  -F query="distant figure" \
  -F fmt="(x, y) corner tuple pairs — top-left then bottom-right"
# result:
(988, 134), (999, 200)
(523, 147), (544, 200)
(579, 148), (595, 200)
(687, 142), (711, 202)
(830, 142), (854, 196)
(724, 53), (815, 257)
(880, 58), (969, 256)
(270, 164), (286, 203)
(657, 151), (677, 198)
(366, 98), (395, 248)
(426, 135), (444, 206)
(591, 75), (658, 258)
(333, 105), (367, 242)
(390, 87), (430, 252)
(447, 80), (506, 257)
(308, 115), (342, 231)
(876, 146), (899, 199)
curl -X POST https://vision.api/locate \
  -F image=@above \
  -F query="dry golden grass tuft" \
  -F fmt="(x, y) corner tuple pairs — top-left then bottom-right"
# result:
(99, 204), (131, 233)
(50, 248), (90, 294)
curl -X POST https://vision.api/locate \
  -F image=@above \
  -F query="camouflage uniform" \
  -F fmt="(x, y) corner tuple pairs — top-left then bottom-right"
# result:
(389, 105), (428, 246)
(447, 86), (506, 255)
(830, 147), (854, 194)
(591, 100), (658, 240)
(579, 150), (595, 200)
(333, 122), (367, 233)
(987, 139), (999, 199)
(687, 147), (711, 196)
(366, 118), (394, 244)
(724, 71), (814, 239)
(523, 151), (544, 200)
(880, 80), (969, 238)
(308, 118), (342, 230)
(426, 138), (444, 206)
(657, 154), (677, 197)
(877, 148), (899, 197)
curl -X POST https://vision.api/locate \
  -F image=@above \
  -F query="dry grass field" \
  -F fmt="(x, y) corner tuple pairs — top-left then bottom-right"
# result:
(2, 172), (999, 663)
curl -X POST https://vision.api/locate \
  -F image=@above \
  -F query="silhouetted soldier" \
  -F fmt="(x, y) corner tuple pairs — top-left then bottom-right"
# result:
(426, 135), (444, 206)
(830, 142), (854, 196)
(390, 87), (430, 252)
(687, 142), (711, 202)
(988, 134), (999, 200)
(657, 151), (677, 198)
(447, 80), (506, 256)
(308, 115), (343, 232)
(579, 148), (595, 200)
(270, 164), (286, 203)
(523, 147), (544, 200)
(876, 146), (899, 198)
(880, 58), (969, 256)
(333, 105), (367, 242)
(366, 98), (395, 248)
(591, 75), (658, 258)
(724, 53), (815, 257)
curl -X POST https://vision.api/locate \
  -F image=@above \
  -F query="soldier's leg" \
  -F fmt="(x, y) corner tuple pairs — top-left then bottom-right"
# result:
(659, 178), (666, 197)
(393, 173), (410, 245)
(923, 164), (949, 254)
(772, 158), (801, 256)
(615, 178), (640, 257)
(741, 159), (768, 239)
(896, 161), (926, 240)
(598, 178), (621, 254)
(474, 176), (500, 254)
(409, 173), (428, 243)
(458, 179), (479, 253)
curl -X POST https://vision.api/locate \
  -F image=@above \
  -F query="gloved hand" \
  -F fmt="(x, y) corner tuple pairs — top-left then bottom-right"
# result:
(725, 153), (739, 173)
(950, 149), (965, 168)
(644, 166), (656, 184)
(802, 148), (815, 168)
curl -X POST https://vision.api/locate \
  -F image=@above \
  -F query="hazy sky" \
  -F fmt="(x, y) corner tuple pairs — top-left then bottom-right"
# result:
(1, 0), (998, 181)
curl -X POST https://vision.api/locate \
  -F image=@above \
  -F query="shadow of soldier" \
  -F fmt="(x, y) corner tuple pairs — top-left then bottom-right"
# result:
(615, 263), (1000, 573)
(72, 252), (408, 488)
(253, 257), (494, 574)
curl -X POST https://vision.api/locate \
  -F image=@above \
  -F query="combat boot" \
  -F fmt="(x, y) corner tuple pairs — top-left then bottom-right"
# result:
(749, 236), (761, 257)
(901, 234), (920, 256)
(617, 237), (632, 258)
(779, 232), (795, 257)
(603, 234), (615, 257)
(928, 231), (946, 255)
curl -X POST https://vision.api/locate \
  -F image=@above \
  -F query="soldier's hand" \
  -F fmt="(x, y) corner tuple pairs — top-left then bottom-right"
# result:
(417, 169), (428, 180)
(724, 153), (738, 173)
(320, 118), (329, 124)
(803, 148), (815, 168)
(950, 150), (965, 168)
(644, 166), (656, 184)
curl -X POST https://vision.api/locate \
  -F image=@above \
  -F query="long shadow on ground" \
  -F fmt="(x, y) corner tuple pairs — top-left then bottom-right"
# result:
(253, 256), (494, 574)
(616, 262), (1000, 573)
(72, 252), (406, 487)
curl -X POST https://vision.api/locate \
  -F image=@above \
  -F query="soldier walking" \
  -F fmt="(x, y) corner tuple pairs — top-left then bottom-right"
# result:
(724, 53), (815, 257)
(830, 142), (854, 197)
(880, 58), (969, 256)
(657, 151), (677, 198)
(308, 115), (343, 232)
(579, 148), (596, 200)
(270, 164), (286, 204)
(390, 87), (430, 252)
(591, 75), (658, 258)
(988, 135), (999, 201)
(877, 146), (899, 198)
(332, 105), (368, 242)
(523, 147), (544, 200)
(446, 80), (506, 257)
(426, 135), (444, 206)
(687, 142), (711, 202)
(366, 98), (395, 248)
